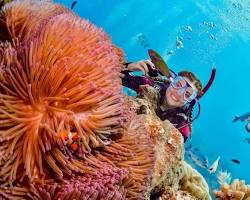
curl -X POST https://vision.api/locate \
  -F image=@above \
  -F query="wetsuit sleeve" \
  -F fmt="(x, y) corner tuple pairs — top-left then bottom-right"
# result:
(121, 63), (155, 93)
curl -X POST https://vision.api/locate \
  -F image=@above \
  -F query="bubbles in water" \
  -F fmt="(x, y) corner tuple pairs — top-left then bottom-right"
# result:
(214, 0), (250, 43)
(176, 36), (184, 49)
(135, 33), (150, 48)
(184, 25), (193, 32)
(232, 2), (243, 10)
(210, 33), (218, 41)
(200, 21), (217, 28)
(167, 50), (174, 55)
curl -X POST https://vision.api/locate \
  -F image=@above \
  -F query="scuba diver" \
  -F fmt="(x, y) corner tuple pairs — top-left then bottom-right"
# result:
(121, 49), (216, 142)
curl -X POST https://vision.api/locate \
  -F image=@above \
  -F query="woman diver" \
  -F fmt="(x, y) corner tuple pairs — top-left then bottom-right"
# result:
(121, 49), (216, 142)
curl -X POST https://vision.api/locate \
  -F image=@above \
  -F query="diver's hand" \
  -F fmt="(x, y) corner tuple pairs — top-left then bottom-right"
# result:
(127, 60), (155, 75)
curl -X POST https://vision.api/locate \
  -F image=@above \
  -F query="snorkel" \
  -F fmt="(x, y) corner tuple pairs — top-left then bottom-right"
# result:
(189, 68), (216, 122)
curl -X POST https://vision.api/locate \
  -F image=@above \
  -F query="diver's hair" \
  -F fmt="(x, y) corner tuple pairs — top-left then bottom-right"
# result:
(178, 71), (203, 96)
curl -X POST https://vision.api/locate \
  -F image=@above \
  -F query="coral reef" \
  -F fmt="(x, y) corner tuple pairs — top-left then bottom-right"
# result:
(124, 85), (184, 192)
(179, 161), (211, 200)
(217, 170), (232, 186)
(0, 0), (154, 199)
(0, 0), (211, 199)
(160, 187), (198, 200)
(214, 179), (250, 200)
(0, 0), (123, 181)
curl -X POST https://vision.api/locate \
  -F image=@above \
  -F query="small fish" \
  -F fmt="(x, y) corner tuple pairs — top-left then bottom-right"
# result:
(184, 25), (193, 32)
(136, 33), (150, 49)
(148, 49), (171, 78)
(188, 152), (208, 169)
(210, 34), (218, 41)
(232, 2), (243, 10)
(71, 0), (77, 10)
(202, 21), (216, 28)
(231, 159), (240, 164)
(244, 137), (250, 144)
(185, 144), (209, 169)
(233, 112), (250, 122)
(166, 50), (174, 55)
(246, 122), (250, 132)
(176, 37), (184, 49)
(208, 156), (220, 174)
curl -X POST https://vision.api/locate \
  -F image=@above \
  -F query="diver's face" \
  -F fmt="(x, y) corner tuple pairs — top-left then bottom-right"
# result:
(165, 85), (186, 108)
(164, 77), (197, 108)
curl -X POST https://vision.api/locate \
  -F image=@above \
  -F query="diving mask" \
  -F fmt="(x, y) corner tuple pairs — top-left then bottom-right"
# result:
(170, 76), (198, 102)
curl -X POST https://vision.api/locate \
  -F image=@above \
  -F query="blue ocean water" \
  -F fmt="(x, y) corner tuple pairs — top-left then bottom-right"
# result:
(56, 0), (250, 197)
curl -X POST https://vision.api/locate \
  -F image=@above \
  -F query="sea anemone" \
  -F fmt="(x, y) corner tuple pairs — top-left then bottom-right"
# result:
(101, 107), (155, 199)
(27, 109), (155, 200)
(0, 1), (156, 199)
(0, 97), (155, 199)
(0, 0), (123, 184)
(0, 0), (67, 43)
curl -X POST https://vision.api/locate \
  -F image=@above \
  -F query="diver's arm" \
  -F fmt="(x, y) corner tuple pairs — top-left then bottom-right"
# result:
(123, 60), (159, 76)
(121, 68), (155, 93)
(124, 60), (155, 75)
(121, 60), (159, 92)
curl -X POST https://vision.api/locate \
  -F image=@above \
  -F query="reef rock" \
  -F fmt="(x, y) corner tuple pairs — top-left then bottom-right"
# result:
(124, 85), (184, 192)
(0, 0), (211, 199)
(160, 187), (198, 200)
(179, 161), (211, 200)
(214, 179), (250, 200)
